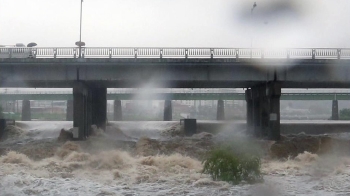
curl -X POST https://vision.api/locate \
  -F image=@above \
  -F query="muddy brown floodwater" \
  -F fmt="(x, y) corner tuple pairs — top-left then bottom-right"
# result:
(1, 121), (350, 196)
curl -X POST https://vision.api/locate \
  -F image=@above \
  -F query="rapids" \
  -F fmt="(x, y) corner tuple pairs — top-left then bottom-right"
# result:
(1, 121), (350, 196)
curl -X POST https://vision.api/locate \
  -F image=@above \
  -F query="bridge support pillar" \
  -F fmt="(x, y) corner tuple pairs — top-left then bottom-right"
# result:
(21, 100), (31, 121)
(331, 100), (339, 120)
(73, 84), (90, 140)
(66, 100), (73, 121)
(163, 100), (172, 121)
(251, 86), (264, 137)
(216, 100), (225, 120)
(114, 100), (122, 121)
(245, 89), (253, 134)
(91, 88), (107, 131)
(73, 84), (107, 140)
(267, 83), (281, 141)
(248, 82), (281, 140)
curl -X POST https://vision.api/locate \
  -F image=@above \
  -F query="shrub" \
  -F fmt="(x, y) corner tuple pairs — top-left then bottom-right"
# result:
(202, 142), (263, 184)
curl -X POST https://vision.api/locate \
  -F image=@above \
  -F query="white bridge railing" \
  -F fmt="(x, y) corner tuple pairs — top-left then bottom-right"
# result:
(0, 47), (350, 59)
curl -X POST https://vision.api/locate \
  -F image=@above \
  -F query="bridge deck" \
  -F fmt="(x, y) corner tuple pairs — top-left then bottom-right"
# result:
(1, 58), (350, 88)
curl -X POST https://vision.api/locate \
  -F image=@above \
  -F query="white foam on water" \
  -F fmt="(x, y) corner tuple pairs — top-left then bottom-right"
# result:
(1, 121), (350, 195)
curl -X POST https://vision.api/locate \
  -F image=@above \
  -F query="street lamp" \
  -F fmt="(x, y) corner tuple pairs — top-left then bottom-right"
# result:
(75, 0), (85, 58)
(250, 2), (257, 58)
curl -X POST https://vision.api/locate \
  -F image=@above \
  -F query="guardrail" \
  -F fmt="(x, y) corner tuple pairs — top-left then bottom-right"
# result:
(1, 47), (350, 59)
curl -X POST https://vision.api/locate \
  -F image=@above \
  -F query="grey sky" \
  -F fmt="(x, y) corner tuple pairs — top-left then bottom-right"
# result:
(1, 0), (350, 48)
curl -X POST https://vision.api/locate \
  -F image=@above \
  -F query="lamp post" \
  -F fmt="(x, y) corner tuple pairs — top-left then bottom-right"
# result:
(75, 0), (85, 58)
(27, 42), (37, 58)
(250, 2), (257, 58)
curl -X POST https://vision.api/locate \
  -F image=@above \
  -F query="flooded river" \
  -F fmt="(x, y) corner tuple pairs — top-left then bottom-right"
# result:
(1, 121), (350, 196)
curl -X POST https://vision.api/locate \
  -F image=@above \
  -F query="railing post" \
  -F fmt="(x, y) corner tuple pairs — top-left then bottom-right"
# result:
(210, 48), (214, 59)
(287, 49), (290, 59)
(185, 49), (188, 59)
(109, 48), (112, 58)
(160, 49), (163, 59)
(74, 48), (77, 58)
(53, 48), (57, 58)
(337, 49), (341, 60)
(9, 48), (12, 58)
(261, 49), (264, 59)
(28, 48), (33, 58)
(134, 48), (138, 59)
(312, 49), (315, 59)
(82, 48), (85, 58)
(32, 48), (37, 58)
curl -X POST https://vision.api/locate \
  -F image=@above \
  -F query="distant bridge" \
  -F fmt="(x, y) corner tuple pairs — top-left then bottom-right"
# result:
(0, 91), (349, 101)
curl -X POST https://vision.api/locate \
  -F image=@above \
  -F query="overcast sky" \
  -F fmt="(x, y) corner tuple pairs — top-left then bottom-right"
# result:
(1, 0), (350, 48)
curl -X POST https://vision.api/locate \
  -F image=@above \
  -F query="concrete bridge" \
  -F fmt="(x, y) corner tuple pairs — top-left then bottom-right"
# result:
(1, 91), (350, 101)
(1, 47), (350, 140)
(0, 89), (346, 123)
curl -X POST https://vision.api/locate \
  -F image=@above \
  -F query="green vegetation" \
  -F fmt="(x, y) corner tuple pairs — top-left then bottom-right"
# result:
(340, 108), (350, 120)
(202, 140), (263, 185)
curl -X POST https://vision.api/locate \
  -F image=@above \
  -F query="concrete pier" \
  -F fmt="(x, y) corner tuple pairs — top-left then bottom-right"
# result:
(246, 82), (281, 140)
(0, 119), (6, 139)
(267, 83), (281, 140)
(66, 100), (73, 121)
(114, 100), (122, 121)
(163, 100), (172, 121)
(91, 88), (107, 130)
(331, 100), (339, 120)
(21, 100), (31, 121)
(245, 89), (253, 135)
(216, 100), (225, 120)
(73, 84), (89, 140)
(73, 83), (107, 140)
